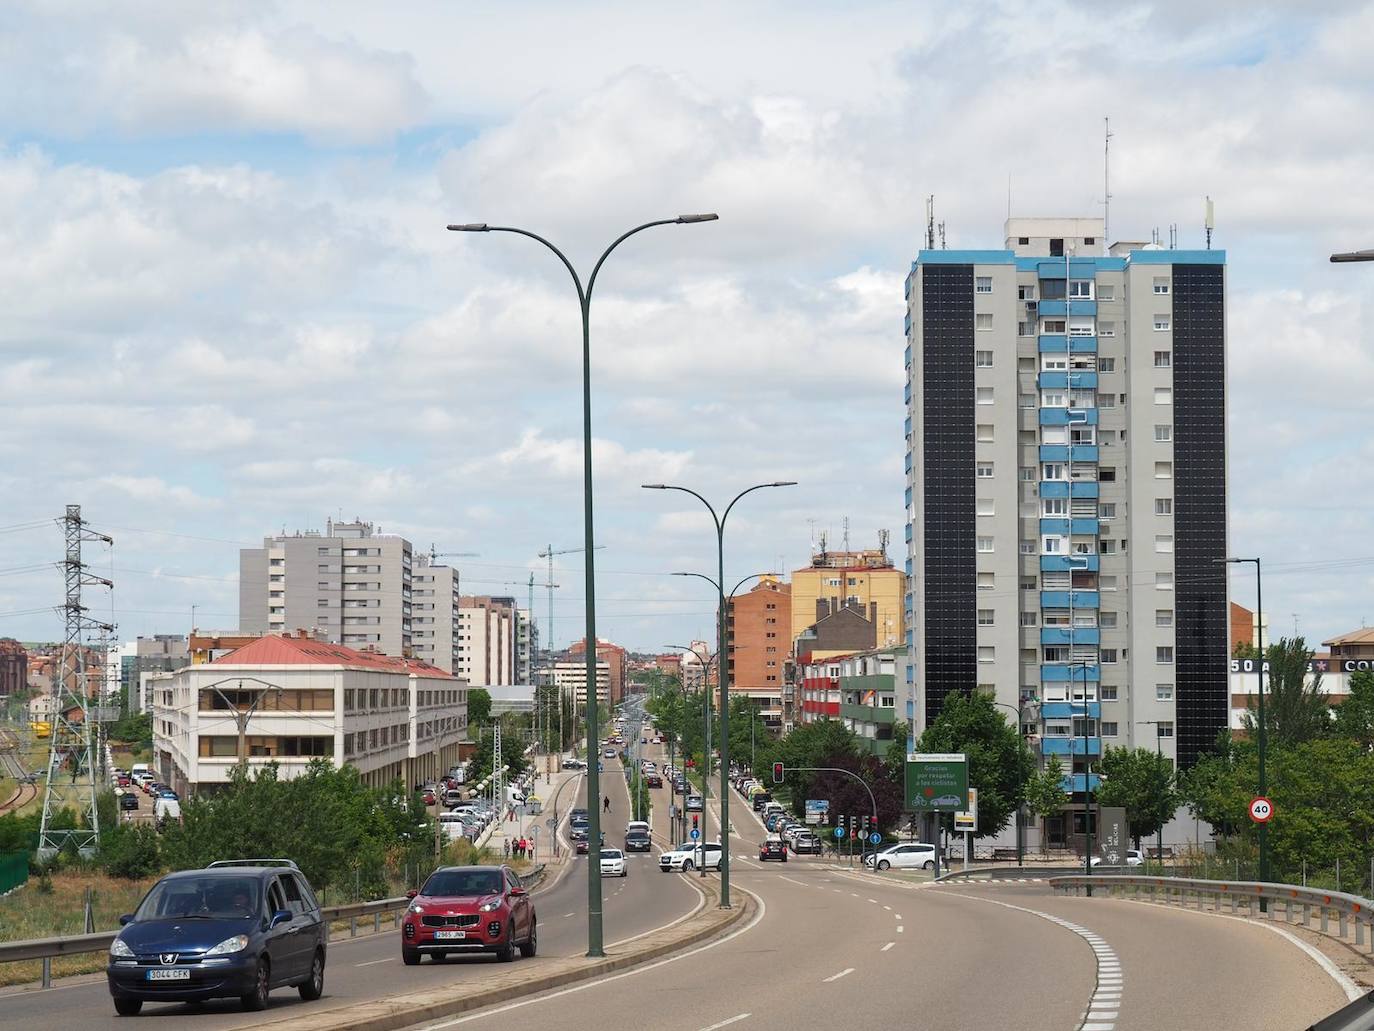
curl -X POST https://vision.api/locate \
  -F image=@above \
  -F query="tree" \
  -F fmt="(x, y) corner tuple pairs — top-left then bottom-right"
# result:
(1096, 746), (1179, 850)
(1024, 755), (1070, 853)
(99, 823), (162, 879)
(806, 752), (905, 834)
(757, 719), (859, 816)
(916, 692), (1034, 837)
(1242, 636), (1330, 746)
(467, 688), (493, 727)
(726, 696), (769, 771)
(1334, 670), (1374, 751)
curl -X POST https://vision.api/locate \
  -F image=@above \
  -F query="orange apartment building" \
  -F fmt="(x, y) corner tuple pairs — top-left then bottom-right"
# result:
(568, 637), (628, 705)
(724, 577), (790, 730)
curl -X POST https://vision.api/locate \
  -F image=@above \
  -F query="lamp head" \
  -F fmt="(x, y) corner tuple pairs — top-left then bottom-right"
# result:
(446, 223), (490, 232)
(641, 483), (668, 490)
(676, 213), (719, 224)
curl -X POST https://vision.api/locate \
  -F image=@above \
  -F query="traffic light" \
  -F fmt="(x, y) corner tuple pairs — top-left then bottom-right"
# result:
(692, 813), (699, 830)
(772, 761), (785, 784)
(838, 814), (846, 835)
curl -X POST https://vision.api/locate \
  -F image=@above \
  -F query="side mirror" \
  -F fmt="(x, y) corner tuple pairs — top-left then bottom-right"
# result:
(405, 889), (418, 899)
(118, 913), (134, 926)
(509, 886), (526, 897)
(270, 910), (293, 929)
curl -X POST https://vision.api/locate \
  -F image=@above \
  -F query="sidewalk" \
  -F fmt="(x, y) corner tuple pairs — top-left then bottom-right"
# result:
(489, 758), (583, 866)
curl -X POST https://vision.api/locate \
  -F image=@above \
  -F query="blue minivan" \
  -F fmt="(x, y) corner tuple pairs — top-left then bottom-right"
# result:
(106, 860), (326, 1016)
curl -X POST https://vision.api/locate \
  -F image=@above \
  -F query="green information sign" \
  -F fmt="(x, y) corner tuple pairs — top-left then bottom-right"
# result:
(904, 753), (969, 812)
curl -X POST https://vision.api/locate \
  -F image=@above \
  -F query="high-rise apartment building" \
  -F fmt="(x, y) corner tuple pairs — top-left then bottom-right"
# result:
(411, 557), (463, 674)
(240, 519), (414, 658)
(904, 217), (1228, 841)
(457, 596), (518, 686)
(725, 577), (791, 729)
(516, 609), (537, 685)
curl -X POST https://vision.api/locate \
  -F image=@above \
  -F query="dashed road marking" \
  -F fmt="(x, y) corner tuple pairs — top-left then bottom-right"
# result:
(355, 957), (394, 967)
(697, 1013), (751, 1031)
(778, 875), (807, 887)
(880, 942), (895, 952)
(822, 967), (855, 983)
(896, 926), (904, 933)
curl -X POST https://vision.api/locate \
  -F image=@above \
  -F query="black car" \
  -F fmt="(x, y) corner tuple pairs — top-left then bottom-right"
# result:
(759, 839), (788, 863)
(751, 793), (773, 812)
(119, 792), (139, 811)
(106, 860), (325, 1016)
(624, 829), (652, 853)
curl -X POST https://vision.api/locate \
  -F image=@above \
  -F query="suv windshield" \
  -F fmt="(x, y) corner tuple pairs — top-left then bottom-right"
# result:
(422, 869), (504, 897)
(136, 876), (260, 920)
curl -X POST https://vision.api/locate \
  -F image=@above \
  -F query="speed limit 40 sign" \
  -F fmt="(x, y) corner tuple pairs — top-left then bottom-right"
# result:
(1249, 796), (1274, 824)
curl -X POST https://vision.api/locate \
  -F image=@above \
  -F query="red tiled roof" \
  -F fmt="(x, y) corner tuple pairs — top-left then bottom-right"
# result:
(1324, 627), (1374, 647)
(211, 634), (455, 679)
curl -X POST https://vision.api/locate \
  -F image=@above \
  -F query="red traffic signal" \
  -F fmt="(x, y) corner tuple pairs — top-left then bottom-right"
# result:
(692, 814), (699, 829)
(772, 761), (785, 784)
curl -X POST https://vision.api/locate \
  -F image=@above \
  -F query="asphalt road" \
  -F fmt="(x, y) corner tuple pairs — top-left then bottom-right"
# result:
(392, 774), (1352, 1031)
(0, 741), (698, 1030)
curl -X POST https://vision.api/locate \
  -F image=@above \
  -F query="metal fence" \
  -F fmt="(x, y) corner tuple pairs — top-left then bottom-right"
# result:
(0, 852), (26, 895)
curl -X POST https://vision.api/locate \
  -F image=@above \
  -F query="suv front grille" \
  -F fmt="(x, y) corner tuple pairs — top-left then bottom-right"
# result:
(422, 914), (480, 928)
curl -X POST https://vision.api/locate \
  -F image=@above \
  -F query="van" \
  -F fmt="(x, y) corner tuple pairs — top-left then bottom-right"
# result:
(153, 797), (181, 825)
(130, 763), (150, 777)
(444, 788), (463, 807)
(438, 812), (468, 841)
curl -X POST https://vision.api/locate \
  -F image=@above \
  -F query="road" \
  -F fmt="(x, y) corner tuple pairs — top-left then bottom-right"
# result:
(0, 737), (698, 1029)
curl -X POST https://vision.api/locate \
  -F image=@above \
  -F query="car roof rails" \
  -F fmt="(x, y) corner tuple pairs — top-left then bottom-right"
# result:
(207, 859), (299, 870)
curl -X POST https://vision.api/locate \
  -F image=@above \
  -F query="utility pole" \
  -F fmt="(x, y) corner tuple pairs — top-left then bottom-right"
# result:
(537, 545), (596, 752)
(201, 677), (283, 766)
(39, 506), (113, 860)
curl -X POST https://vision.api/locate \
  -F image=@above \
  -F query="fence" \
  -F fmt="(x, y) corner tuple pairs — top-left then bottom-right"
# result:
(0, 852), (26, 895)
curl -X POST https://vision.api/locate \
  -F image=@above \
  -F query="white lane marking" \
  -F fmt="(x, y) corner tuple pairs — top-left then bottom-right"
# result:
(895, 913), (903, 920)
(778, 875), (807, 887)
(562, 912), (575, 918)
(883, 905), (892, 911)
(867, 898), (878, 904)
(880, 942), (895, 952)
(417, 886), (767, 1028)
(697, 1013), (751, 1031)
(850, 892), (860, 897)
(896, 926), (904, 933)
(822, 967), (855, 983)
(1088, 1012), (1119, 1020)
(354, 957), (395, 967)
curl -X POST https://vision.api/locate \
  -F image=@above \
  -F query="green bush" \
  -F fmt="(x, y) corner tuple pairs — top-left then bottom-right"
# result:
(99, 824), (162, 880)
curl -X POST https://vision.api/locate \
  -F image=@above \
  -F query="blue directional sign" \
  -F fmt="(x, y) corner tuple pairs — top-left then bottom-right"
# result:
(869, 831), (882, 844)
(833, 827), (844, 839)
(690, 829), (700, 840)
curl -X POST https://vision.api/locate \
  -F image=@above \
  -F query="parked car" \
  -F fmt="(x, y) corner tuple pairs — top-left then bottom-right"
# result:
(401, 865), (535, 965)
(791, 833), (822, 855)
(751, 793), (773, 812)
(865, 842), (938, 871)
(119, 792), (139, 812)
(106, 860), (325, 1015)
(599, 848), (627, 878)
(759, 838), (788, 863)
(659, 841), (723, 873)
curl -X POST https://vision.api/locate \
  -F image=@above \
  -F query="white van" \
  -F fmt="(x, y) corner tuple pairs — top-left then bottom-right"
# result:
(438, 812), (469, 841)
(130, 763), (150, 777)
(153, 797), (181, 825)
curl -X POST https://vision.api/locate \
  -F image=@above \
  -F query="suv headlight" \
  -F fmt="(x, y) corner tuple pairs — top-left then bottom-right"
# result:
(109, 937), (134, 959)
(408, 903), (425, 915)
(479, 899), (503, 913)
(204, 934), (249, 956)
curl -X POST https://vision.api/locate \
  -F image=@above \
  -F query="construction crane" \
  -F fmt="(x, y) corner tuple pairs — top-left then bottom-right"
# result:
(537, 544), (602, 755)
(429, 544), (480, 564)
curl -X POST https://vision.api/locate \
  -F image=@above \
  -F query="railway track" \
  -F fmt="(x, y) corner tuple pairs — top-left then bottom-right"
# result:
(0, 777), (37, 814)
(0, 726), (39, 814)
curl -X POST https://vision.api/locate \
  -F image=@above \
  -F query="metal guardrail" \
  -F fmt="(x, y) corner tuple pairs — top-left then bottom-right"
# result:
(938, 864), (1102, 882)
(1, 864), (548, 989)
(1308, 989), (1374, 1031)
(1051, 874), (1374, 957)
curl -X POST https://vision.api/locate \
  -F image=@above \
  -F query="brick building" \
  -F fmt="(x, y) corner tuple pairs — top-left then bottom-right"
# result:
(724, 576), (790, 729)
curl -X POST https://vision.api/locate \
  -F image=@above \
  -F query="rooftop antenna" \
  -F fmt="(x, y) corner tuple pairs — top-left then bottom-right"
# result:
(878, 528), (890, 561)
(938, 221), (947, 249)
(1103, 117), (1113, 244)
(925, 195), (935, 250)
(1205, 196), (1215, 250)
(842, 516), (850, 555)
(1169, 223), (1178, 249)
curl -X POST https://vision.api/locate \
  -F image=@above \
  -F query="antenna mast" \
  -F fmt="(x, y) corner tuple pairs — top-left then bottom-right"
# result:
(1104, 117), (1114, 244)
(1205, 196), (1215, 250)
(925, 195), (935, 250)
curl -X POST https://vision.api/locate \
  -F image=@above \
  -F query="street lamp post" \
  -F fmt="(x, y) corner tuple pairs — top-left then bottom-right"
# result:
(451, 213), (717, 958)
(643, 482), (797, 909)
(1229, 556), (1267, 897)
(989, 697), (1037, 867)
(665, 642), (718, 878)
(1136, 720), (1168, 868)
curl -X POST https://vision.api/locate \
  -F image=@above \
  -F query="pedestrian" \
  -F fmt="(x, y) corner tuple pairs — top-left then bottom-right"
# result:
(519, 837), (528, 859)
(503, 838), (510, 860)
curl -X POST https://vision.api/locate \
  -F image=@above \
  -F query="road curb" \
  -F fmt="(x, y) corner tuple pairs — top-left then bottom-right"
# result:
(248, 879), (751, 1031)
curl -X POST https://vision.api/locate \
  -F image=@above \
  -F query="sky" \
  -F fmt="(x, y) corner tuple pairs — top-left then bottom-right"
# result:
(1, 0), (1372, 654)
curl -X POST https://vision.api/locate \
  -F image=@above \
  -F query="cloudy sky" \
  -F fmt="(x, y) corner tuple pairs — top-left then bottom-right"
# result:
(1, 0), (1372, 654)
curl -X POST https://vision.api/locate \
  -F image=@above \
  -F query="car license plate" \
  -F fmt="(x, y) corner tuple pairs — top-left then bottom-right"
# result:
(434, 930), (467, 940)
(145, 969), (190, 981)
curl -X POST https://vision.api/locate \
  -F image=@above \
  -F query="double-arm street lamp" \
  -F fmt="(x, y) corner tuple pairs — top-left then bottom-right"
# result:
(988, 696), (1038, 866)
(664, 641), (717, 873)
(1135, 719), (1169, 868)
(451, 213), (717, 958)
(643, 481), (797, 908)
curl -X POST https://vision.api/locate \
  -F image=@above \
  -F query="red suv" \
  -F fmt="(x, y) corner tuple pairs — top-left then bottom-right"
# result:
(401, 865), (535, 965)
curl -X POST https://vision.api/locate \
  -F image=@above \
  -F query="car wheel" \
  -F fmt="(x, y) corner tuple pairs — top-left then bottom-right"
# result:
(923, 860), (934, 870)
(298, 949), (324, 1001)
(877, 860), (891, 871)
(683, 860), (695, 871)
(519, 919), (537, 958)
(621, 869), (627, 878)
(495, 923), (515, 963)
(113, 997), (143, 1016)
(241, 957), (270, 1011)
(402, 948), (420, 966)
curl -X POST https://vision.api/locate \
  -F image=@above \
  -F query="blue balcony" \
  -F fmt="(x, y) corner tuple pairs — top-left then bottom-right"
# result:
(1037, 299), (1098, 318)
(904, 452), (912, 474)
(904, 311), (912, 335)
(1039, 481), (1099, 499)
(904, 414), (911, 437)
(1061, 773), (1103, 793)
(1041, 736), (1103, 757)
(1040, 627), (1101, 646)
(1070, 336), (1098, 354)
(904, 344), (911, 370)
(1038, 517), (1099, 536)
(1039, 408), (1099, 426)
(1035, 259), (1101, 280)
(904, 523), (912, 544)
(1040, 664), (1100, 682)
(904, 380), (911, 405)
(1040, 590), (1100, 609)
(1037, 371), (1099, 390)
(904, 485), (912, 508)
(1038, 445), (1099, 464)
(1040, 701), (1101, 719)
(1041, 554), (1099, 572)
(1039, 334), (1067, 353)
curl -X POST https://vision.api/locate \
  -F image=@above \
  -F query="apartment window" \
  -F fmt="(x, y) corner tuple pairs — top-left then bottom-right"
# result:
(1018, 284), (1036, 300)
(976, 572), (995, 591)
(1153, 276), (1170, 294)
(976, 349), (994, 368)
(1156, 609), (1174, 627)
(1049, 238), (1064, 256)
(1100, 574), (1118, 591)
(1098, 394), (1115, 409)
(1019, 466), (1036, 481)
(1042, 536), (1064, 554)
(1101, 649), (1118, 664)
(1020, 611), (1038, 627)
(1099, 467), (1116, 484)
(1154, 461), (1173, 479)
(977, 461), (994, 478)
(976, 498), (995, 516)
(976, 313), (994, 331)
(1043, 463), (1065, 480)
(1098, 429), (1116, 446)
(1019, 541), (1036, 555)
(1043, 319), (1066, 333)
(1154, 350), (1172, 368)
(1156, 646), (1174, 664)
(1018, 236), (1030, 246)
(1068, 321), (1095, 337)
(1156, 572), (1174, 590)
(977, 608), (996, 626)
(1068, 280), (1093, 298)
(977, 424), (994, 442)
(977, 386), (995, 405)
(1098, 285), (1115, 301)
(975, 276), (993, 294)
(977, 536), (995, 553)
(1157, 721), (1175, 738)
(1097, 357), (1115, 373)
(1100, 611), (1118, 629)
(1020, 577), (1037, 591)
(1155, 387), (1172, 405)
(1018, 321), (1034, 337)
(1153, 315), (1171, 332)
(977, 646), (996, 663)
(1043, 498), (1067, 516)
(1153, 425), (1173, 443)
(1100, 685), (1118, 701)
(1042, 354), (1067, 371)
(317, 548), (331, 556)
(1100, 540), (1117, 555)
(1101, 722), (1119, 737)
(1098, 321), (1116, 337)
(1153, 534), (1174, 554)
(1098, 502), (1116, 519)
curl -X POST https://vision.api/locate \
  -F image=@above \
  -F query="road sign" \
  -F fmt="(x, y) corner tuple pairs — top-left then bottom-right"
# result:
(833, 826), (844, 839)
(1249, 796), (1274, 823)
(954, 786), (979, 831)
(804, 799), (829, 825)
(869, 831), (881, 844)
(690, 828), (700, 840)
(904, 753), (969, 812)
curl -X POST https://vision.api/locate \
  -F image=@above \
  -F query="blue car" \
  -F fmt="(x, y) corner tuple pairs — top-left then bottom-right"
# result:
(106, 860), (326, 1016)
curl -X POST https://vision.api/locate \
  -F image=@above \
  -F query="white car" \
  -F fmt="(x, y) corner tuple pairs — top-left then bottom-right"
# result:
(865, 842), (938, 871)
(659, 841), (722, 872)
(600, 848), (628, 877)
